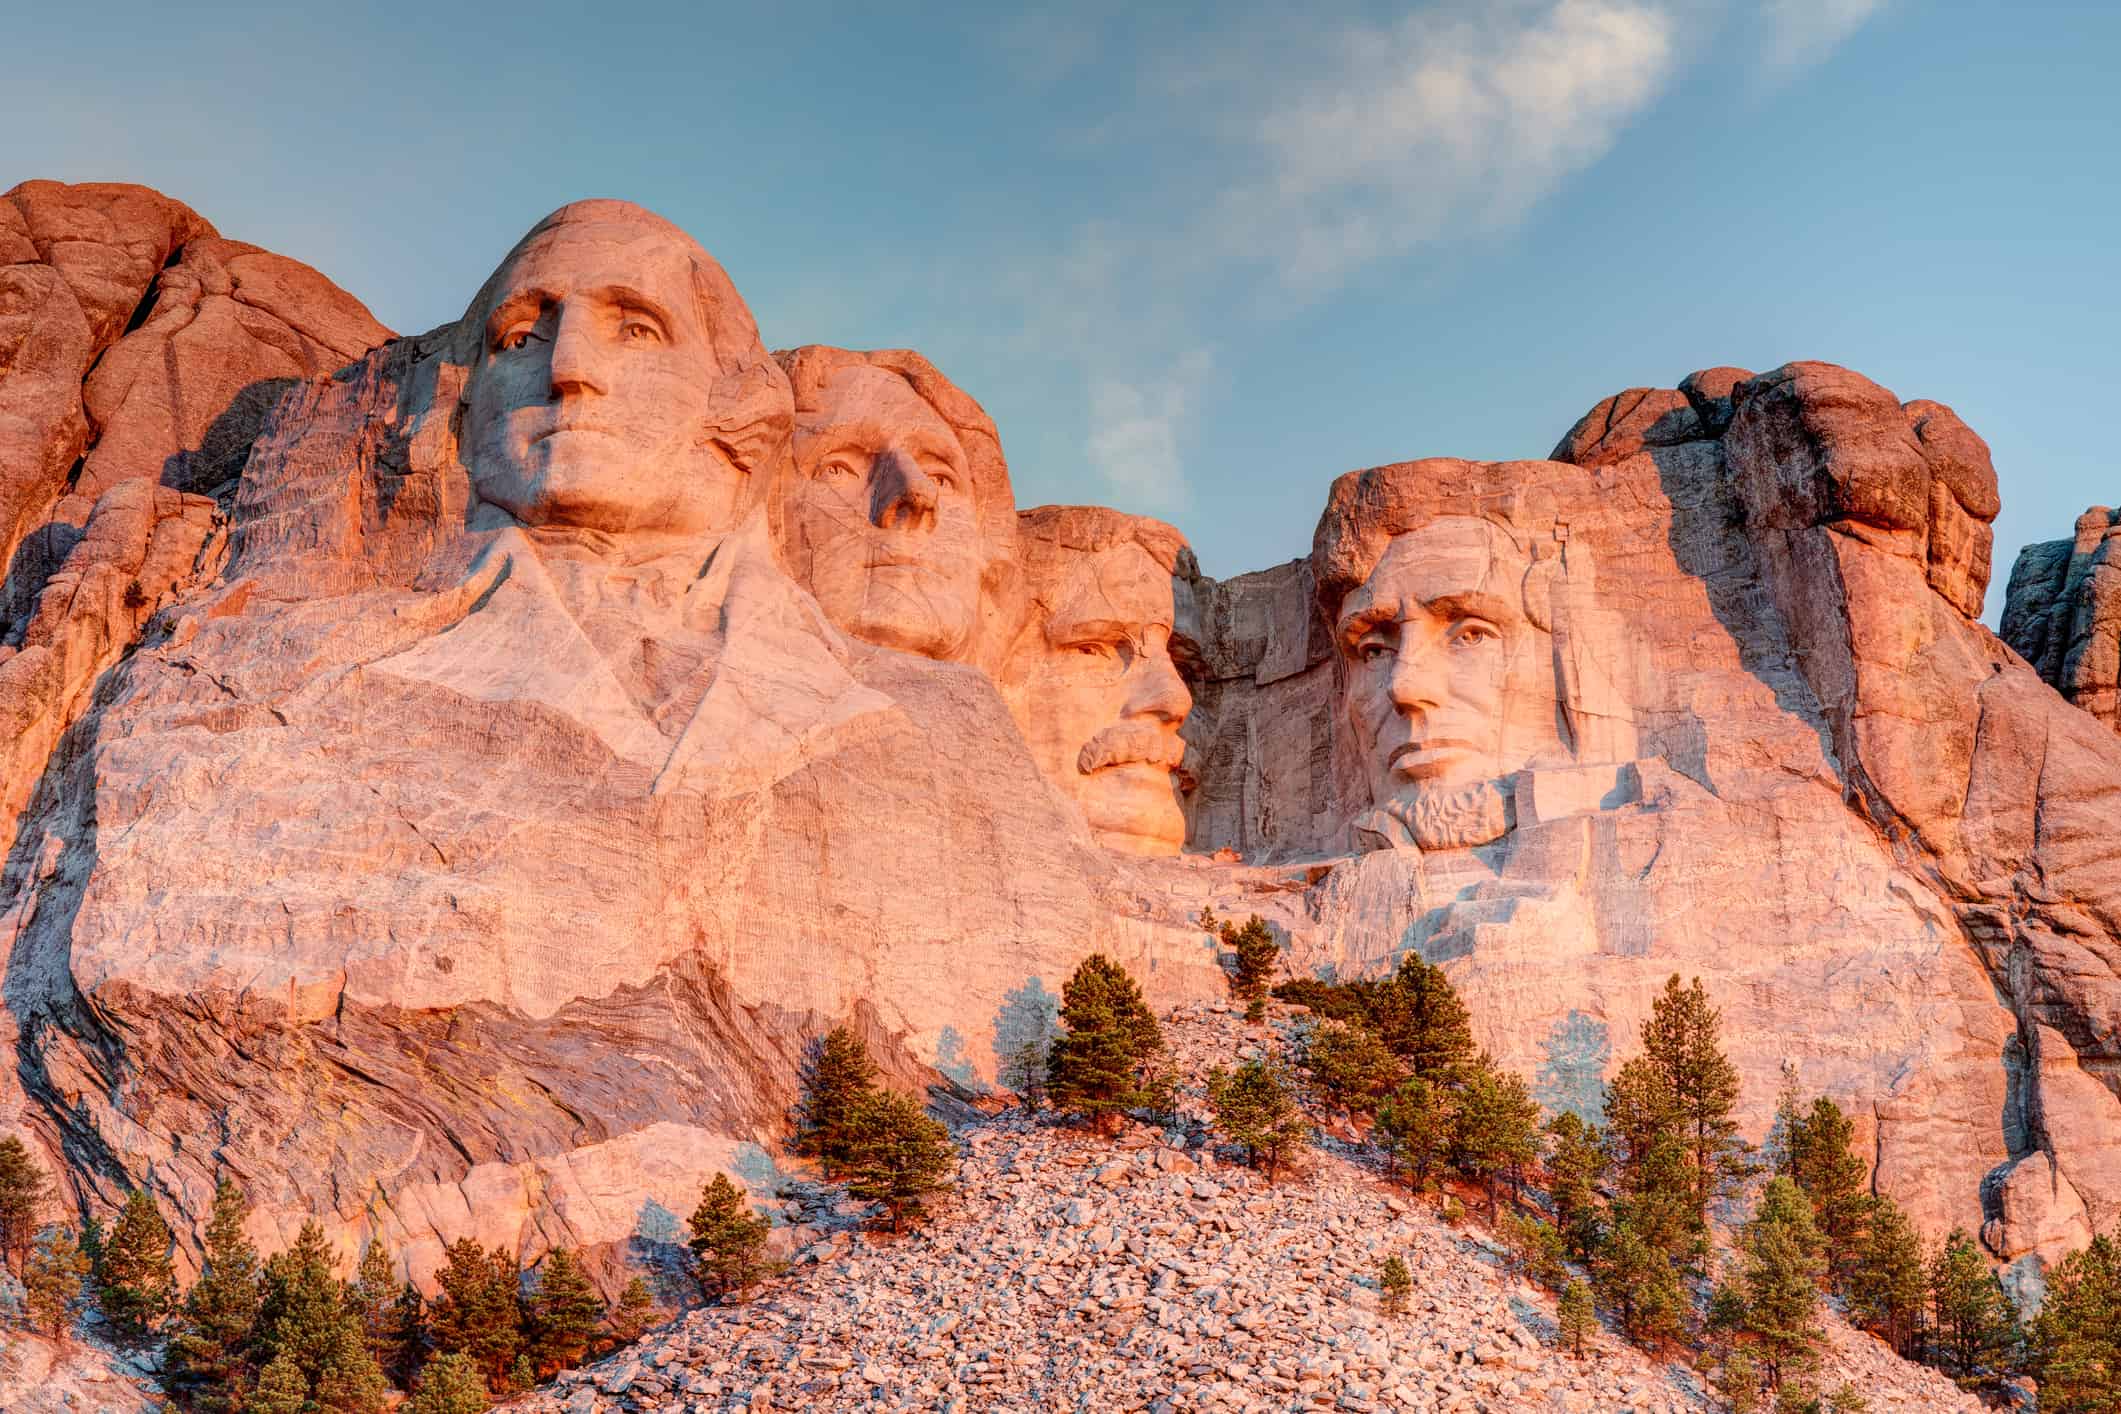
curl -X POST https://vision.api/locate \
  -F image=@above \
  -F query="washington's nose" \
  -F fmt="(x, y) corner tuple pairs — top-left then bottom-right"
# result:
(546, 306), (608, 400)
(1124, 647), (1193, 724)
(870, 450), (940, 533)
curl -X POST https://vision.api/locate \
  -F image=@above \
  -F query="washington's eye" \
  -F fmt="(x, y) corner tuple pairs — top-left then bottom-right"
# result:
(1359, 642), (1394, 663)
(620, 318), (663, 345)
(496, 327), (540, 353)
(1451, 619), (1499, 648)
(818, 457), (862, 481)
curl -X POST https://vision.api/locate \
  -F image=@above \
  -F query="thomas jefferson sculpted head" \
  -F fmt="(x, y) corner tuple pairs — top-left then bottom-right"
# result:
(773, 346), (1015, 661)
(1001, 507), (1196, 856)
(457, 200), (792, 545)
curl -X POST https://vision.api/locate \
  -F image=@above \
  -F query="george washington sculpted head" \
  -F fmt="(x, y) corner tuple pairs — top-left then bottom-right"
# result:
(456, 200), (792, 544)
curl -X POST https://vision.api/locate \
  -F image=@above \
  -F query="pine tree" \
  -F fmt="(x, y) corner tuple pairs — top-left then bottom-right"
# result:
(1544, 1112), (1610, 1263)
(313, 1338), (389, 1414)
(1377, 955), (1476, 1083)
(256, 1220), (358, 1390)
(79, 1214), (106, 1284)
(1558, 1277), (1596, 1358)
(1002, 1038), (1047, 1112)
(98, 1187), (176, 1338)
(1375, 1076), (1453, 1195)
(1450, 1059), (1540, 1215)
(1719, 1349), (1764, 1414)
(1639, 974), (1750, 1221)
(1777, 1095), (1871, 1283)
(795, 1025), (879, 1172)
(605, 1276), (656, 1346)
(427, 1236), (523, 1392)
(1045, 954), (1166, 1134)
(407, 1348), (489, 1414)
(1845, 1194), (1925, 1357)
(1603, 1055), (1678, 1192)
(1595, 1213), (1685, 1350)
(1206, 1058), (1309, 1179)
(251, 1351), (310, 1414)
(166, 1176), (263, 1412)
(345, 1237), (401, 1370)
(845, 1089), (957, 1232)
(386, 1280), (428, 1385)
(1739, 1176), (1828, 1388)
(523, 1247), (602, 1376)
(1301, 1019), (1400, 1114)
(687, 1174), (778, 1300)
(1929, 1227), (2020, 1384)
(1379, 1254), (1411, 1315)
(2030, 1231), (2121, 1413)
(23, 1223), (88, 1338)
(409, 1350), (490, 1414)
(0, 1135), (50, 1274)
(1500, 1212), (1569, 1289)
(1216, 913), (1279, 1023)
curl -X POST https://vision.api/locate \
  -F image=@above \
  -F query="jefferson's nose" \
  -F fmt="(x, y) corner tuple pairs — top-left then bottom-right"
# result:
(547, 305), (608, 400)
(1124, 645), (1192, 724)
(870, 450), (940, 533)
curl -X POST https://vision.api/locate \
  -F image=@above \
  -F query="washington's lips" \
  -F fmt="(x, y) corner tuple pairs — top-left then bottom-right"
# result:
(1078, 722), (1187, 776)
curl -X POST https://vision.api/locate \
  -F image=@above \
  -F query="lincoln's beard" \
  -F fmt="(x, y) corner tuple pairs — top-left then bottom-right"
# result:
(1353, 778), (1512, 853)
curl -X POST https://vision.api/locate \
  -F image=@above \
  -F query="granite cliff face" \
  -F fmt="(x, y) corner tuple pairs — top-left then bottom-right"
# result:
(2004, 505), (2121, 736)
(1, 183), (2116, 1302)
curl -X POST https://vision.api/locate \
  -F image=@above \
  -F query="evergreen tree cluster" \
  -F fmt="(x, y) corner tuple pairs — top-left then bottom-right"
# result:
(1279, 954), (1541, 1218)
(137, 1176), (649, 1412)
(794, 1025), (958, 1231)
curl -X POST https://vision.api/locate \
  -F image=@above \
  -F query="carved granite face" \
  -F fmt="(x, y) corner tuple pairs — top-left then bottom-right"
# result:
(1336, 517), (1544, 849)
(462, 213), (749, 540)
(784, 364), (983, 658)
(1009, 537), (1193, 856)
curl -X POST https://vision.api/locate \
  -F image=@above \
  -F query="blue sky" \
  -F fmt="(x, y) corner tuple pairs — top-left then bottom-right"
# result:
(10, 1), (2116, 616)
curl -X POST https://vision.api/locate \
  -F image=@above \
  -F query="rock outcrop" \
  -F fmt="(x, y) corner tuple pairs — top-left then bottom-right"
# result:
(2, 184), (2117, 1308)
(2003, 504), (2121, 734)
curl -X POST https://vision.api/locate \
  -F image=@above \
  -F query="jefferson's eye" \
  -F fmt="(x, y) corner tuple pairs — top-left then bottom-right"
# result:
(1357, 640), (1394, 663)
(1451, 620), (1499, 648)
(818, 457), (862, 481)
(496, 328), (540, 353)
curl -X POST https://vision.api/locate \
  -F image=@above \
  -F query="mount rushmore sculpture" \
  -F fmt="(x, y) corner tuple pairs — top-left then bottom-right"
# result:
(1, 184), (2117, 1296)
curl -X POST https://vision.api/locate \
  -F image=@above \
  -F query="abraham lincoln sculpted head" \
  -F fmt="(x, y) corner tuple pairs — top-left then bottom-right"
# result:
(1000, 507), (1196, 856)
(457, 200), (791, 547)
(772, 346), (1015, 660)
(1310, 453), (1646, 854)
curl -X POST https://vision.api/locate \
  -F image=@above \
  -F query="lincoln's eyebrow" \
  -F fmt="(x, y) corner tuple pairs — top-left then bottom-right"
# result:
(1423, 589), (1514, 623)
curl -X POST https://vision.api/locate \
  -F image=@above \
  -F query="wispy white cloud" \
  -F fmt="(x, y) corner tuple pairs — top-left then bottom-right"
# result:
(997, 0), (1879, 514)
(1238, 0), (1681, 292)
(1086, 350), (1214, 511)
(1759, 0), (1890, 73)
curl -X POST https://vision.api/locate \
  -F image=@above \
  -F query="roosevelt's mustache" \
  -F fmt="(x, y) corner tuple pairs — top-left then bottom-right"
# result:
(1078, 723), (1187, 776)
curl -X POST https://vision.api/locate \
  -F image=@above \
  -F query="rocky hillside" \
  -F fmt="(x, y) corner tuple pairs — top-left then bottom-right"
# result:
(511, 1005), (1986, 1414)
